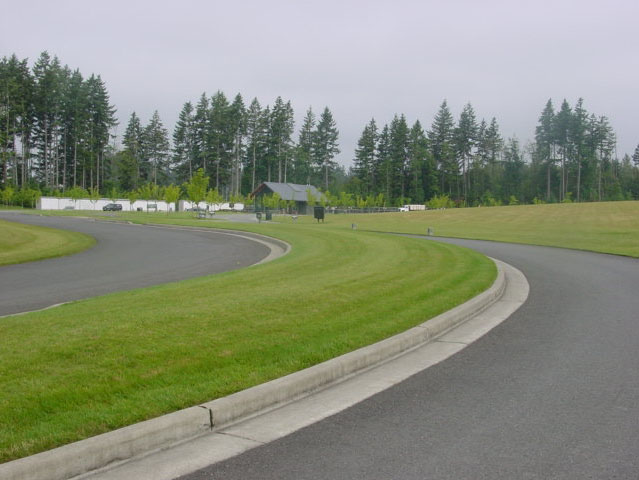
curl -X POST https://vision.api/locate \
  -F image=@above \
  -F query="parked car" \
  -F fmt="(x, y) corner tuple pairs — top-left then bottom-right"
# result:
(103, 203), (122, 211)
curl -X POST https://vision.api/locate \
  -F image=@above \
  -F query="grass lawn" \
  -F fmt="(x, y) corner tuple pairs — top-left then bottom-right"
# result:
(0, 218), (95, 266)
(5, 199), (634, 463)
(295, 201), (639, 258)
(0, 216), (495, 462)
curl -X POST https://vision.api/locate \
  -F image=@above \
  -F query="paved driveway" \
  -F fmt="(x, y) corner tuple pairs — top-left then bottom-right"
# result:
(0, 213), (275, 317)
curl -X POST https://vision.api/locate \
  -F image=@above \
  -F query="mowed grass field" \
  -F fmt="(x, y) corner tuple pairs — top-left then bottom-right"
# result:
(0, 217), (495, 462)
(288, 201), (639, 258)
(0, 218), (95, 266)
(4, 199), (635, 463)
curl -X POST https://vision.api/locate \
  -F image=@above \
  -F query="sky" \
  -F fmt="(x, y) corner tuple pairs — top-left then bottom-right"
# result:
(2, 0), (638, 167)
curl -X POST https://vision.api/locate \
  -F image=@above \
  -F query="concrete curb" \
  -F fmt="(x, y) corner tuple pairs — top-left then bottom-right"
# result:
(1, 262), (505, 480)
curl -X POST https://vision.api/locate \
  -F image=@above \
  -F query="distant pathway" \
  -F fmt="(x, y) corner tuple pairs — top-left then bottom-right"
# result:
(0, 212), (281, 317)
(179, 237), (639, 479)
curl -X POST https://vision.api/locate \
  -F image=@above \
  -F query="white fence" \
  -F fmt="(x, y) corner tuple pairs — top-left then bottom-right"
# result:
(177, 200), (244, 212)
(37, 197), (175, 212)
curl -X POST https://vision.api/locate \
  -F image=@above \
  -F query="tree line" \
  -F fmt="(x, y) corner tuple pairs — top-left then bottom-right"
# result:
(349, 100), (639, 206)
(2, 51), (638, 207)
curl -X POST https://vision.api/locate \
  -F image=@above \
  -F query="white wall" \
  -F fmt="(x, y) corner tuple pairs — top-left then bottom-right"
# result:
(178, 200), (245, 212)
(37, 197), (175, 212)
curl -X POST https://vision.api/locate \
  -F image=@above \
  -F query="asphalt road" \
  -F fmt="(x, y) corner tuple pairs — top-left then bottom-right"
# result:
(0, 212), (273, 317)
(179, 237), (639, 480)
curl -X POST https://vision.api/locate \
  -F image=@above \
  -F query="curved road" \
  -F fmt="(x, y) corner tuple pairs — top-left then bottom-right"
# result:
(0, 212), (279, 317)
(179, 237), (639, 479)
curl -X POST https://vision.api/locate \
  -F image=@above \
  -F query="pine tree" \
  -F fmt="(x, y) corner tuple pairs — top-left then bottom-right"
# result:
(554, 99), (572, 201)
(172, 101), (196, 183)
(193, 93), (210, 174)
(228, 93), (246, 196)
(85, 74), (116, 190)
(244, 98), (266, 192)
(32, 51), (62, 188)
(454, 103), (478, 203)
(209, 91), (231, 191)
(0, 54), (34, 187)
(571, 98), (589, 202)
(502, 137), (524, 202)
(428, 100), (456, 197)
(312, 106), (339, 191)
(122, 112), (143, 187)
(535, 99), (556, 200)
(268, 97), (294, 184)
(142, 111), (169, 185)
(407, 120), (429, 203)
(60, 68), (87, 188)
(375, 124), (391, 203)
(295, 107), (316, 185)
(388, 114), (409, 202)
(353, 118), (378, 195)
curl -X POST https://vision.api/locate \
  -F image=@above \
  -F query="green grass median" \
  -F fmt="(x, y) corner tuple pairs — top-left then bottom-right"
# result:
(0, 218), (495, 462)
(0, 219), (95, 266)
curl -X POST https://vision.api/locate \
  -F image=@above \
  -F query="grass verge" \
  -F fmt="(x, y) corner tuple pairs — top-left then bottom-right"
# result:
(0, 218), (95, 266)
(0, 216), (495, 462)
(286, 201), (639, 258)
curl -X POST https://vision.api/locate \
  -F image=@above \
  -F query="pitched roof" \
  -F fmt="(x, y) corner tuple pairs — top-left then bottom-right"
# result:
(253, 182), (325, 202)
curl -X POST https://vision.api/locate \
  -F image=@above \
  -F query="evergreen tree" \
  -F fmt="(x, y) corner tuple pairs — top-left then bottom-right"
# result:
(388, 114), (409, 202)
(312, 106), (339, 191)
(228, 93), (246, 197)
(454, 103), (478, 203)
(268, 96), (294, 183)
(294, 107), (316, 185)
(407, 120), (430, 203)
(535, 99), (556, 200)
(428, 100), (456, 197)
(554, 99), (572, 201)
(172, 101), (196, 183)
(122, 112), (143, 187)
(0, 54), (33, 187)
(62, 68), (88, 188)
(142, 111), (169, 185)
(570, 98), (589, 202)
(502, 137), (524, 202)
(353, 118), (378, 195)
(32, 51), (61, 188)
(84, 74), (116, 190)
(209, 91), (231, 191)
(375, 124), (391, 203)
(193, 93), (210, 174)
(244, 98), (266, 192)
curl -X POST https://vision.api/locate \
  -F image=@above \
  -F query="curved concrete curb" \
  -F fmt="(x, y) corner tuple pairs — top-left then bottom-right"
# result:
(1, 261), (506, 480)
(139, 223), (291, 265)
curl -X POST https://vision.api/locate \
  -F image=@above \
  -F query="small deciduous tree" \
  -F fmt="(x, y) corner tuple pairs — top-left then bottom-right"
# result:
(67, 185), (87, 210)
(186, 168), (208, 211)
(205, 187), (223, 211)
(108, 187), (119, 204)
(1, 185), (14, 206)
(163, 184), (180, 214)
(88, 187), (100, 210)
(306, 188), (316, 207)
(127, 189), (139, 211)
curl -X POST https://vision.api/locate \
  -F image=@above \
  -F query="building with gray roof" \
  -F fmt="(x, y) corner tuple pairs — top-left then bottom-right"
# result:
(250, 182), (326, 214)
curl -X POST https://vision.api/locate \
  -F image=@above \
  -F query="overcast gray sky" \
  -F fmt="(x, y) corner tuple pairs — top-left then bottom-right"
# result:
(2, 0), (638, 166)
